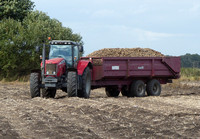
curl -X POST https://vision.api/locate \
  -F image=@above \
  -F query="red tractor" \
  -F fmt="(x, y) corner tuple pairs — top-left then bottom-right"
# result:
(30, 40), (92, 98)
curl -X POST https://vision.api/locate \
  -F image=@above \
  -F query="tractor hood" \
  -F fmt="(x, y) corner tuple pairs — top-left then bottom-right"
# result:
(41, 58), (66, 77)
(41, 57), (65, 66)
(46, 58), (65, 65)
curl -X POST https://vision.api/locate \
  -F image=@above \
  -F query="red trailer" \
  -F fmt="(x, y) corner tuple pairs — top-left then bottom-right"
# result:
(81, 56), (181, 97)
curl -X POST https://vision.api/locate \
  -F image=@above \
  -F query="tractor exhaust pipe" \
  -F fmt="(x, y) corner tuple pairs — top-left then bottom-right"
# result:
(42, 43), (46, 83)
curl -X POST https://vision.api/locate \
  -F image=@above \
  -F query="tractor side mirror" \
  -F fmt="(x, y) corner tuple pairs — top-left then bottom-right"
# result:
(35, 46), (40, 52)
(79, 46), (83, 52)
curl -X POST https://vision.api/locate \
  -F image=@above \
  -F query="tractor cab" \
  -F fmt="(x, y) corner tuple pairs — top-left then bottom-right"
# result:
(49, 40), (83, 68)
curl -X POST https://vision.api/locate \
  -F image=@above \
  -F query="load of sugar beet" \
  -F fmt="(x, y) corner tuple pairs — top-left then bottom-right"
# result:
(86, 48), (164, 65)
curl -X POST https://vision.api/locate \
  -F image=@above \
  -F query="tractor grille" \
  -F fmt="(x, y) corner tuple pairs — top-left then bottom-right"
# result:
(46, 64), (56, 75)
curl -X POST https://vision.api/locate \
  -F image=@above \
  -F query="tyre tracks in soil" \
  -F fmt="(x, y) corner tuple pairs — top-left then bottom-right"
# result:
(0, 83), (200, 138)
(0, 86), (99, 138)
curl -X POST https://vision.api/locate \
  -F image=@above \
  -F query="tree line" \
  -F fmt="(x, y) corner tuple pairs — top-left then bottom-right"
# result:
(181, 54), (200, 68)
(0, 0), (82, 80)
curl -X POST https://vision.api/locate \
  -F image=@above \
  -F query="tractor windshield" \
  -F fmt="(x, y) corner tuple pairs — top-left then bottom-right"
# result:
(49, 45), (72, 63)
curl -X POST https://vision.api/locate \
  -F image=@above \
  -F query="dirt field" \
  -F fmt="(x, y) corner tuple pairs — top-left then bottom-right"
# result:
(0, 81), (200, 139)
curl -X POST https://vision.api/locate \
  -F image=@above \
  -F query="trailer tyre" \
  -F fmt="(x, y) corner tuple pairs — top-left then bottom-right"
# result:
(61, 88), (67, 93)
(147, 79), (161, 96)
(128, 80), (146, 97)
(67, 71), (77, 97)
(106, 87), (120, 97)
(42, 89), (56, 98)
(78, 67), (91, 98)
(30, 73), (41, 98)
(121, 86), (128, 96)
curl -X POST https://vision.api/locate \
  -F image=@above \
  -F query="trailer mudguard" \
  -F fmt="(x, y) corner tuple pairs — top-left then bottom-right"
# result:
(77, 60), (92, 75)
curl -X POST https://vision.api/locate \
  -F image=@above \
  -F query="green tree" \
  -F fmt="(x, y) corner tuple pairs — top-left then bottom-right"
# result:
(181, 54), (200, 68)
(0, 11), (83, 80)
(0, 0), (34, 21)
(0, 18), (25, 78)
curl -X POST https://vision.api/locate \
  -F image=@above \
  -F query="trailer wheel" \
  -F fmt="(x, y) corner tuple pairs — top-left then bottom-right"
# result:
(106, 87), (120, 97)
(78, 67), (91, 98)
(61, 88), (67, 93)
(42, 89), (56, 98)
(128, 80), (146, 97)
(67, 71), (77, 97)
(121, 86), (128, 96)
(30, 73), (41, 98)
(146, 79), (161, 96)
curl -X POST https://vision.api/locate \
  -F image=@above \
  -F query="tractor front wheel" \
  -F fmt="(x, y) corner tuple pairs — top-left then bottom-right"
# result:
(30, 73), (41, 98)
(42, 89), (56, 98)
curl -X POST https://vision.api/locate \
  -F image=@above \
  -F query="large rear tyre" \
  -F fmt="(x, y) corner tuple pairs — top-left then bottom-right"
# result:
(42, 89), (56, 98)
(128, 80), (146, 97)
(67, 71), (77, 97)
(78, 67), (91, 98)
(30, 73), (41, 98)
(146, 79), (161, 96)
(106, 87), (120, 97)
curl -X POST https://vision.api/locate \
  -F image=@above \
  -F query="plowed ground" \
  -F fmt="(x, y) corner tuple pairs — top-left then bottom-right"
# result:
(0, 81), (200, 138)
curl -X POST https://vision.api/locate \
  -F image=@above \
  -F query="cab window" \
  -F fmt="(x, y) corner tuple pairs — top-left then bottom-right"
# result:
(73, 46), (79, 63)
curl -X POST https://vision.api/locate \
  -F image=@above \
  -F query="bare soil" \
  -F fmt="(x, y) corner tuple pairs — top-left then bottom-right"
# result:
(0, 81), (200, 138)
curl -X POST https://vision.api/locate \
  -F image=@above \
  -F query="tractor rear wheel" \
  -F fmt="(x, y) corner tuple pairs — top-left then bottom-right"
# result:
(78, 67), (91, 98)
(30, 73), (41, 98)
(128, 80), (146, 97)
(106, 86), (120, 97)
(42, 89), (56, 98)
(146, 79), (161, 96)
(67, 71), (77, 97)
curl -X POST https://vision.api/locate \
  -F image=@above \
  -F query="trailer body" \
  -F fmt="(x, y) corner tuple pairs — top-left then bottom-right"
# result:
(81, 57), (180, 91)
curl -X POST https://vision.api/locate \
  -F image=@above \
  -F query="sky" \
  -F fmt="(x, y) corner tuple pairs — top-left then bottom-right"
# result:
(32, 0), (200, 56)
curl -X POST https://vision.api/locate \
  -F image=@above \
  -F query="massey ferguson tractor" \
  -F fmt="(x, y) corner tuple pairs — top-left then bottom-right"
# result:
(30, 40), (92, 98)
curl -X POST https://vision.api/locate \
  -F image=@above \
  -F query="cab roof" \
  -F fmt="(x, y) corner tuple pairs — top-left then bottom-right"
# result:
(50, 40), (81, 46)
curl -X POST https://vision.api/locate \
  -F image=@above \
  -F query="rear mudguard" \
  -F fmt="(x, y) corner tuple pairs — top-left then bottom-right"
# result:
(77, 60), (92, 75)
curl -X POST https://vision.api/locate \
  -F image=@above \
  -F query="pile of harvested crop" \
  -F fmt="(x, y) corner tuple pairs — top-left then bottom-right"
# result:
(87, 48), (164, 57)
(86, 48), (164, 65)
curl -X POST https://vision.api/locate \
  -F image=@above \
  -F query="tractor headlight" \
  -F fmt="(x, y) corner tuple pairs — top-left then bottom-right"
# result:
(53, 71), (56, 75)
(46, 71), (49, 74)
